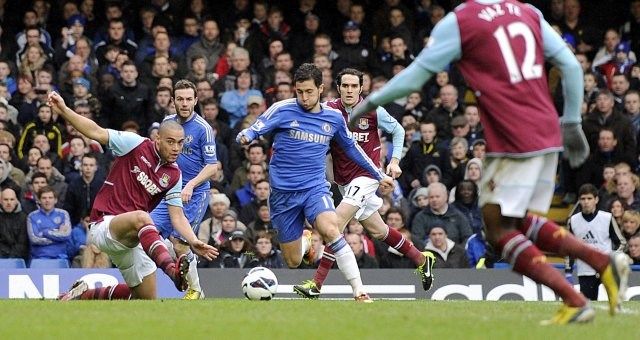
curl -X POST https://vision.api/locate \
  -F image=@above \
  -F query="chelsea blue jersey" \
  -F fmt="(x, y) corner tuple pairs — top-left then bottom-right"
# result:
(163, 113), (217, 193)
(241, 98), (384, 191)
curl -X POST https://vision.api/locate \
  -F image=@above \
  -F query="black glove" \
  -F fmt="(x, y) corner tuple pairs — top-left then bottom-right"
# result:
(561, 122), (590, 168)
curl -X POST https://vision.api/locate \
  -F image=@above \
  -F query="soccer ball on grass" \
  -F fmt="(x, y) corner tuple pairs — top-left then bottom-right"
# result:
(241, 267), (278, 300)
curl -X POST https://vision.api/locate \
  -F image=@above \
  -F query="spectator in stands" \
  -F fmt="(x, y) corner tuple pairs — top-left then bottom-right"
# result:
(30, 156), (66, 206)
(313, 33), (338, 65)
(139, 55), (175, 90)
(446, 137), (469, 190)
(400, 120), (448, 193)
(0, 144), (25, 188)
(403, 92), (428, 121)
(624, 90), (640, 137)
(452, 180), (482, 234)
(141, 31), (185, 80)
(17, 104), (62, 160)
(582, 91), (636, 167)
(202, 228), (253, 268)
(346, 232), (379, 269)
(465, 230), (487, 268)
(609, 197), (626, 228)
(0, 187), (28, 260)
(424, 226), (469, 268)
(176, 15), (200, 53)
(220, 69), (263, 128)
(614, 173), (640, 211)
(333, 21), (380, 76)
(559, 0), (598, 57)
(0, 156), (19, 195)
(408, 186), (429, 223)
(621, 210), (640, 242)
(628, 234), (640, 264)
(249, 230), (284, 269)
(198, 193), (231, 244)
(258, 38), (284, 81)
(214, 47), (260, 97)
(63, 153), (101, 226)
(237, 95), (266, 132)
(593, 30), (636, 72)
(94, 18), (138, 66)
(21, 171), (46, 214)
(239, 179), (269, 225)
(230, 143), (267, 192)
(70, 77), (101, 118)
(247, 201), (274, 238)
(61, 136), (87, 182)
(16, 25), (54, 66)
(412, 182), (472, 249)
(186, 17), (223, 73)
(427, 84), (464, 140)
(149, 86), (173, 124)
(610, 73), (630, 110)
(576, 128), (634, 194)
(290, 12), (322, 64)
(0, 60), (16, 96)
(103, 61), (152, 131)
(259, 6), (290, 47)
(27, 186), (71, 260)
(185, 54), (216, 85)
(234, 163), (266, 209)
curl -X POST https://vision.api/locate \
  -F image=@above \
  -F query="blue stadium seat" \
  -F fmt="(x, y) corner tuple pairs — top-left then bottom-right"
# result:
(631, 265), (640, 272)
(0, 258), (27, 269)
(492, 262), (510, 269)
(29, 259), (70, 269)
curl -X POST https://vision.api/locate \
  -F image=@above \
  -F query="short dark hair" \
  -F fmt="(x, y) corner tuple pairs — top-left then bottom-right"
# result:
(81, 153), (97, 163)
(36, 185), (56, 199)
(385, 207), (405, 224)
(174, 79), (197, 97)
(31, 171), (47, 182)
(578, 183), (599, 198)
(336, 68), (364, 87)
(156, 86), (172, 96)
(294, 63), (322, 87)
(200, 97), (218, 107)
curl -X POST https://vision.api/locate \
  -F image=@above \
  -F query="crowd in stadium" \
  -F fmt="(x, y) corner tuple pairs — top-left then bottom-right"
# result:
(0, 0), (640, 271)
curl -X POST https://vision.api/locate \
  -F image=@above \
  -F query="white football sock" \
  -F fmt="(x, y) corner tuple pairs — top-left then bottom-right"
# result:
(328, 236), (364, 296)
(185, 251), (202, 293)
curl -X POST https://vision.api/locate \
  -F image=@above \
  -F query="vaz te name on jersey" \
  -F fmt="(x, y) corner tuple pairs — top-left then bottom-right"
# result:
(131, 165), (170, 195)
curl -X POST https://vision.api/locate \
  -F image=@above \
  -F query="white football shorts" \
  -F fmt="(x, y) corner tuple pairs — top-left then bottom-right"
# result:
(479, 153), (558, 218)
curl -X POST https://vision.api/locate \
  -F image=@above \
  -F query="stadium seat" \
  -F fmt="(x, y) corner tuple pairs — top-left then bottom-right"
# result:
(29, 259), (70, 269)
(631, 265), (640, 272)
(492, 262), (510, 269)
(0, 258), (27, 269)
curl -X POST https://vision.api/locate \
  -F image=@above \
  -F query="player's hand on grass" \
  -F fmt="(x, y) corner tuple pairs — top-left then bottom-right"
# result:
(561, 122), (590, 168)
(386, 159), (402, 179)
(190, 239), (218, 260)
(47, 91), (67, 114)
(379, 176), (395, 190)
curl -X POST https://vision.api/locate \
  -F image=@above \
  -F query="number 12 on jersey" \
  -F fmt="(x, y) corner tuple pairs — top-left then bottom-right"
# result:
(493, 22), (543, 84)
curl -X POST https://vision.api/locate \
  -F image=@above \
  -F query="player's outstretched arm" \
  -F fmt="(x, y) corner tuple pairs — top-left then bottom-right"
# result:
(167, 204), (219, 260)
(47, 91), (109, 145)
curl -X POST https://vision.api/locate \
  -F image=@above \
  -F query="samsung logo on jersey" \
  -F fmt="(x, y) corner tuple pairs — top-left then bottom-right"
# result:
(289, 130), (330, 144)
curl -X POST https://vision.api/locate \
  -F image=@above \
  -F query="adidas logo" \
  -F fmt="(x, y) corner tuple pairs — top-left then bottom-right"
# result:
(290, 120), (299, 127)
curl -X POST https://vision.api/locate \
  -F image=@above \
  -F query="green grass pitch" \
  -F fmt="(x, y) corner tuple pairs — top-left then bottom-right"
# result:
(1, 300), (638, 339)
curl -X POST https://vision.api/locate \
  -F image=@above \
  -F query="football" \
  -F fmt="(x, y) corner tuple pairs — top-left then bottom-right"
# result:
(241, 267), (278, 300)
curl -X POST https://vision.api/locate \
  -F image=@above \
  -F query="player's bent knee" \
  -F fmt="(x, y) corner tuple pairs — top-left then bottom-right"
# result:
(132, 210), (154, 230)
